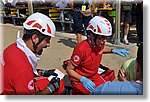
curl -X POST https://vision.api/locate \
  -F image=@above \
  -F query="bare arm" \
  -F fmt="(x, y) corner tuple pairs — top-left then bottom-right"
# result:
(117, 67), (128, 82)
(66, 60), (82, 81)
(103, 47), (112, 54)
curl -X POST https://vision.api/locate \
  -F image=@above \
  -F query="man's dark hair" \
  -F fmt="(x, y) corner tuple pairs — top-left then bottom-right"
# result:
(22, 28), (43, 41)
(137, 42), (143, 70)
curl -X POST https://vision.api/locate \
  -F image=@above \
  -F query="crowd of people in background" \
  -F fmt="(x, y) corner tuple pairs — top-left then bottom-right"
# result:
(0, 0), (143, 45)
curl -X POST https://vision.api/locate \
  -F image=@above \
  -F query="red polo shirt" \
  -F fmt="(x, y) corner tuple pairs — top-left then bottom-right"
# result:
(2, 43), (35, 95)
(71, 40), (104, 77)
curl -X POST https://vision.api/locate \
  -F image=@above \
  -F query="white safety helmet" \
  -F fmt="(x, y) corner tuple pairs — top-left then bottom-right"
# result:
(86, 16), (112, 36)
(23, 12), (56, 37)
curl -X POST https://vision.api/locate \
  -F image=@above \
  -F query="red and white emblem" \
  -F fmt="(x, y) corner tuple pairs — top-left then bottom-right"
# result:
(28, 80), (34, 90)
(73, 55), (80, 62)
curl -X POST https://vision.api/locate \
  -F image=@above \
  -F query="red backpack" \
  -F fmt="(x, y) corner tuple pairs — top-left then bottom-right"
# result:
(99, 64), (115, 82)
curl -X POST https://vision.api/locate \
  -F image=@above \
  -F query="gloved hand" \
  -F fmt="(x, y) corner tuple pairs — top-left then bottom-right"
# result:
(112, 48), (130, 57)
(80, 76), (95, 92)
(41, 69), (58, 77)
(47, 77), (60, 94)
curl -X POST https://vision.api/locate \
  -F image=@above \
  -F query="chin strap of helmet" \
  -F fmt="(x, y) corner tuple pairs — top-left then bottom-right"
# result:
(87, 30), (98, 47)
(31, 35), (47, 54)
(93, 34), (99, 46)
(87, 30), (92, 45)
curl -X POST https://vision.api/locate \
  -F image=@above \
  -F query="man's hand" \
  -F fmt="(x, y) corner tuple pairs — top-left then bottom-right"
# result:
(112, 49), (130, 57)
(41, 69), (58, 77)
(47, 77), (60, 94)
(80, 76), (95, 92)
(117, 68), (128, 81)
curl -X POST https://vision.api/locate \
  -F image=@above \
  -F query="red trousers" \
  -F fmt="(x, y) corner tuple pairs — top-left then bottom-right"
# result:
(70, 73), (105, 95)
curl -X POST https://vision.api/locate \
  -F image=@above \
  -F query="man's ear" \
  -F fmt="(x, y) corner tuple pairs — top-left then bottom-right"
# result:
(32, 34), (39, 43)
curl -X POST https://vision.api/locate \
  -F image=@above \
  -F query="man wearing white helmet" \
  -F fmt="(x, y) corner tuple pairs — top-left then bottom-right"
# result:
(66, 16), (130, 95)
(1, 12), (64, 95)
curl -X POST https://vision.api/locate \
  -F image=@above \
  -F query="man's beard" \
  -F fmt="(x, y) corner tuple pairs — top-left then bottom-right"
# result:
(37, 49), (43, 55)
(36, 45), (47, 55)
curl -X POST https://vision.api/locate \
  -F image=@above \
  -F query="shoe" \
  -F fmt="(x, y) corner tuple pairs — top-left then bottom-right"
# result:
(122, 39), (129, 45)
(65, 18), (70, 21)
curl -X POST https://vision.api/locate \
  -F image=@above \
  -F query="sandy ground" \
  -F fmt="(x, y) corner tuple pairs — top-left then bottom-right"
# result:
(0, 23), (138, 81)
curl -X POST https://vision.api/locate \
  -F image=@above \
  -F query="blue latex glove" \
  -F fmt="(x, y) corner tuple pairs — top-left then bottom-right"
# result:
(80, 76), (95, 92)
(112, 48), (130, 57)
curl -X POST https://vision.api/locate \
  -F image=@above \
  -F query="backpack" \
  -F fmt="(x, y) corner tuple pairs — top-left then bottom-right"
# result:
(99, 64), (115, 82)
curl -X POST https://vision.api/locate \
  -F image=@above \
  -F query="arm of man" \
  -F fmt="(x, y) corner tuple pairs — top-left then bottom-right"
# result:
(103, 47), (130, 57)
(37, 69), (58, 77)
(67, 45), (96, 91)
(66, 60), (96, 91)
(117, 67), (128, 81)
(34, 77), (60, 95)
(103, 47), (112, 54)
(66, 60), (82, 81)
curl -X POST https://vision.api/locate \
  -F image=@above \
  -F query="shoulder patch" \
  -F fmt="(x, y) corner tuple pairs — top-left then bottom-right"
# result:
(28, 80), (34, 91)
(73, 55), (80, 62)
